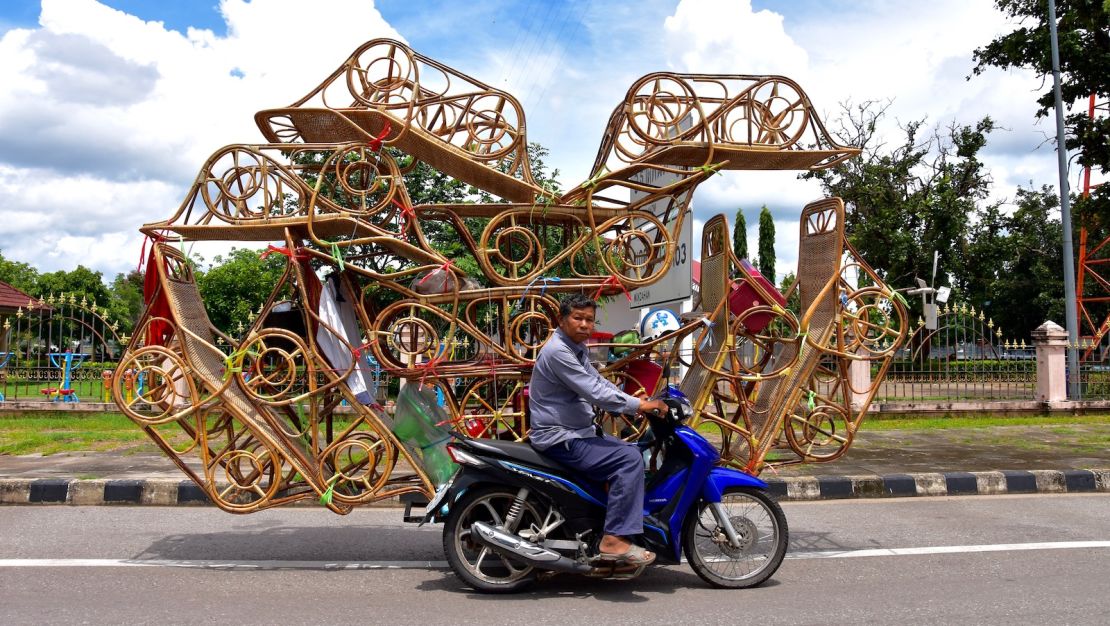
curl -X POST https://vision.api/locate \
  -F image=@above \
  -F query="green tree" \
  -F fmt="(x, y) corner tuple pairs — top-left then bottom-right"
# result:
(34, 265), (110, 306)
(757, 206), (776, 280)
(805, 102), (997, 297)
(963, 201), (1012, 311)
(196, 248), (288, 334)
(0, 249), (38, 295)
(989, 186), (1066, 335)
(732, 208), (748, 260)
(972, 0), (1110, 226)
(778, 271), (801, 315)
(106, 270), (145, 334)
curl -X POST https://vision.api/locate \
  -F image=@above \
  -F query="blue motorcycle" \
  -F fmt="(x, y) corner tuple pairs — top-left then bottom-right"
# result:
(424, 386), (788, 592)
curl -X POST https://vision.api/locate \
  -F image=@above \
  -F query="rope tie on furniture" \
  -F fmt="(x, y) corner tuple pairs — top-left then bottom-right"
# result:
(222, 345), (262, 381)
(696, 161), (726, 177)
(517, 275), (560, 308)
(416, 260), (457, 288)
(137, 232), (170, 273)
(593, 274), (631, 303)
(391, 197), (416, 229)
(369, 120), (392, 152)
(259, 245), (308, 262)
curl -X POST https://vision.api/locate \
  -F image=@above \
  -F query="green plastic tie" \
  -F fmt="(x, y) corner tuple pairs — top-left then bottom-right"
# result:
(330, 242), (346, 272)
(807, 389), (816, 412)
(221, 346), (261, 381)
(696, 161), (725, 177)
(580, 167), (608, 190)
(319, 474), (341, 506)
(222, 354), (242, 381)
(891, 290), (909, 309)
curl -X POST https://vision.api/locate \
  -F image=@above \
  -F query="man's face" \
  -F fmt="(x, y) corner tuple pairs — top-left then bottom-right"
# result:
(558, 306), (596, 344)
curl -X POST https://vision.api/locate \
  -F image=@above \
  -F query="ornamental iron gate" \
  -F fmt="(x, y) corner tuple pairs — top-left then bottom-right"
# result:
(0, 293), (124, 403)
(877, 302), (1035, 402)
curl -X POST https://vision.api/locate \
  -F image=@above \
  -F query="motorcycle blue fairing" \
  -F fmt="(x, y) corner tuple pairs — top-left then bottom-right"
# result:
(700, 467), (769, 501)
(636, 424), (768, 561)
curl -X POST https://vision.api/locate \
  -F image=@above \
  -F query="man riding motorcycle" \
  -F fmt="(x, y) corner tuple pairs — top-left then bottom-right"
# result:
(528, 294), (667, 566)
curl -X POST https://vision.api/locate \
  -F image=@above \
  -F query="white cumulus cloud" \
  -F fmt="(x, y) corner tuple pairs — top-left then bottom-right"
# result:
(0, 0), (402, 278)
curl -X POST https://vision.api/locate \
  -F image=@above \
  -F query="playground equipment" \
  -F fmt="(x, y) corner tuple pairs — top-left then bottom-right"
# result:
(0, 293), (122, 403)
(47, 350), (88, 402)
(0, 350), (9, 402)
(113, 39), (905, 514)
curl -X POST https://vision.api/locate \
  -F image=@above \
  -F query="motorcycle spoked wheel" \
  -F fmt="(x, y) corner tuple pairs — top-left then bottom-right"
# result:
(443, 486), (546, 593)
(682, 487), (789, 589)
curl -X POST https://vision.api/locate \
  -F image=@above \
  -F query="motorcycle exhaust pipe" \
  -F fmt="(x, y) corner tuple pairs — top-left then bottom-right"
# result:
(469, 521), (592, 575)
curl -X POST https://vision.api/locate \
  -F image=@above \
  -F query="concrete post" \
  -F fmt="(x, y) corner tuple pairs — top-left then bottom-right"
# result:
(1032, 321), (1068, 403)
(849, 348), (871, 410)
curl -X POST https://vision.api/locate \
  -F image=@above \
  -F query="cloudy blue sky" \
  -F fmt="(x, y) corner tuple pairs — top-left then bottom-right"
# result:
(0, 0), (1087, 284)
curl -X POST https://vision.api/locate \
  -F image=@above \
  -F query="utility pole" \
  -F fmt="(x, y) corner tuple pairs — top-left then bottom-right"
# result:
(1047, 0), (1080, 398)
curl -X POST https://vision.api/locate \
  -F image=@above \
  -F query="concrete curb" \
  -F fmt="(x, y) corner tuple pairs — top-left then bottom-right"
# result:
(1, 470), (1107, 507)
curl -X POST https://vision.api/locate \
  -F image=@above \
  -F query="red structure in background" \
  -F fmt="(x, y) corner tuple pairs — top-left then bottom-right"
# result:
(1076, 94), (1110, 361)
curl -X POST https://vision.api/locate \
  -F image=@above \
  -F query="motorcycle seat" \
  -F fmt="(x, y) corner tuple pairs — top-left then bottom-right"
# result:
(463, 439), (573, 473)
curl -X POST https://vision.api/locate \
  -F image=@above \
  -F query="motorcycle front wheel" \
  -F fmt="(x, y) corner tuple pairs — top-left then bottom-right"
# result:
(443, 486), (542, 593)
(683, 487), (788, 589)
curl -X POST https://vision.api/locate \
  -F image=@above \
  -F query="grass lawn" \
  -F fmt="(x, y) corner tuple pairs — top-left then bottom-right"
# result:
(3, 410), (1110, 457)
(0, 411), (369, 456)
(0, 412), (156, 455)
(862, 414), (1110, 430)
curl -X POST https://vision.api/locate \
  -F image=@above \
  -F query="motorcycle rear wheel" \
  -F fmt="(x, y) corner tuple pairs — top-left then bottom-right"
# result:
(683, 487), (788, 588)
(443, 486), (542, 593)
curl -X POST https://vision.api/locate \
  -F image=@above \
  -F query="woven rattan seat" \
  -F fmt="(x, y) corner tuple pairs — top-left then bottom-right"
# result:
(679, 215), (732, 400)
(256, 108), (541, 203)
(150, 214), (378, 241)
(640, 144), (858, 171)
(153, 244), (327, 498)
(744, 198), (845, 466)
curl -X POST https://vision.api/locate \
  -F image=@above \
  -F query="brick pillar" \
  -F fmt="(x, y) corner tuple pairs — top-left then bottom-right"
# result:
(1031, 321), (1068, 403)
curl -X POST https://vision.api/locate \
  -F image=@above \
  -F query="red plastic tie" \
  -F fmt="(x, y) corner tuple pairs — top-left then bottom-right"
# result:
(350, 338), (378, 360)
(391, 197), (416, 227)
(593, 275), (631, 303)
(259, 244), (308, 261)
(418, 351), (447, 389)
(137, 232), (169, 273)
(417, 260), (456, 286)
(369, 120), (392, 152)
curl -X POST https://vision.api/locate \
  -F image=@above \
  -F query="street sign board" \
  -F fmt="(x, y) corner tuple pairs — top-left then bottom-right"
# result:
(627, 168), (693, 309)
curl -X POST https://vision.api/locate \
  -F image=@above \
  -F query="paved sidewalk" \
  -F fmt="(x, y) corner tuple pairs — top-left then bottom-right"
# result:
(1, 424), (1108, 504)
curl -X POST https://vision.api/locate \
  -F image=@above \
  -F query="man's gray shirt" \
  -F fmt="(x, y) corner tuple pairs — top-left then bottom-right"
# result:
(528, 328), (641, 450)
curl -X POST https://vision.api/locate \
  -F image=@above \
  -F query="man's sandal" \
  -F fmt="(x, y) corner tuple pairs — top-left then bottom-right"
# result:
(597, 544), (656, 566)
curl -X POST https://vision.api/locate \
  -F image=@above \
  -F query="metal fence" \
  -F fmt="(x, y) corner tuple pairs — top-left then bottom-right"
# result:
(874, 303), (1036, 402)
(1, 293), (125, 404)
(1075, 344), (1110, 400)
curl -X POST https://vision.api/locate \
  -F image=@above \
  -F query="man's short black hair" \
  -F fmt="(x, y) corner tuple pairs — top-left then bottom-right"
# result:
(559, 293), (597, 318)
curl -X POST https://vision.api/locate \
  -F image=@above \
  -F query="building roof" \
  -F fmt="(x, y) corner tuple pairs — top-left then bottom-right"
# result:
(0, 279), (41, 313)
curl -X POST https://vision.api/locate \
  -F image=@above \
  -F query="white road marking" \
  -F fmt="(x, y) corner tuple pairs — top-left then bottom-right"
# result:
(0, 558), (450, 570)
(1, 541), (1108, 569)
(785, 540), (1110, 559)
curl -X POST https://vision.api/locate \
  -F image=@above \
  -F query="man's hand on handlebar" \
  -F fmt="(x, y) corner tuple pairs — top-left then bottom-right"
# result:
(638, 398), (668, 416)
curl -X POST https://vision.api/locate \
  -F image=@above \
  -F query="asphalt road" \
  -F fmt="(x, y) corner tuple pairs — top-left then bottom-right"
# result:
(1, 495), (1108, 625)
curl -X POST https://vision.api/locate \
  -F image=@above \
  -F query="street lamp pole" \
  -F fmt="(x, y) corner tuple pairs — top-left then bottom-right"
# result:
(1047, 0), (1080, 398)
